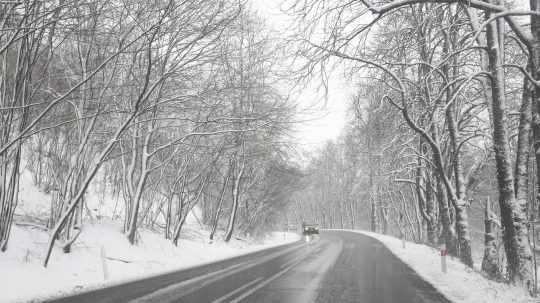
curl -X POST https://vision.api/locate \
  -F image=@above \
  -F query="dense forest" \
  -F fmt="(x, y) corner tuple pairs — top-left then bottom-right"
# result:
(0, 0), (302, 268)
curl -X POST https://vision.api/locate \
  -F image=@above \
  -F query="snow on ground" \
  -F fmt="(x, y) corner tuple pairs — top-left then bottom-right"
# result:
(1, 221), (299, 303)
(349, 230), (534, 303)
(2, 166), (300, 302)
(16, 168), (50, 218)
(16, 163), (123, 220)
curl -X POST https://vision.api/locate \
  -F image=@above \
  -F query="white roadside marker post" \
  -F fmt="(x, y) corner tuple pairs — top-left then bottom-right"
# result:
(399, 214), (406, 249)
(440, 243), (447, 273)
(101, 245), (109, 280)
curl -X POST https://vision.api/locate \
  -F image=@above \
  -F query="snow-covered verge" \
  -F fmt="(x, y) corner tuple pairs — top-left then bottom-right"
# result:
(0, 165), (300, 303)
(349, 230), (534, 303)
(0, 221), (299, 303)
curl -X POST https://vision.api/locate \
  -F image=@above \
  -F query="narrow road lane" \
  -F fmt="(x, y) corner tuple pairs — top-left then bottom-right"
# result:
(44, 231), (451, 303)
(239, 231), (450, 303)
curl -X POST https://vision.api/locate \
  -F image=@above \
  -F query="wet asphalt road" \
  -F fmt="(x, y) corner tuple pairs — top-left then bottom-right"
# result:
(44, 230), (451, 303)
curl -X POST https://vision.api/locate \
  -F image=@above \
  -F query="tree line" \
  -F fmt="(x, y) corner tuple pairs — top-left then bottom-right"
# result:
(0, 0), (301, 267)
(288, 0), (540, 292)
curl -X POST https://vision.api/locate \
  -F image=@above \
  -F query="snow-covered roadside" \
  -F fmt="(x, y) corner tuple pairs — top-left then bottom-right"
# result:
(0, 165), (300, 303)
(344, 230), (534, 303)
(0, 221), (300, 303)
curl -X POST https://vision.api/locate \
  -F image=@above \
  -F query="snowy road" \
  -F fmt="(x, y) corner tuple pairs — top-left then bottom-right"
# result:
(44, 231), (451, 303)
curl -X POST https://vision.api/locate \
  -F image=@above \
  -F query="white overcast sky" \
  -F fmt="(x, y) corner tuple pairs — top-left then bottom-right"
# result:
(251, 0), (353, 152)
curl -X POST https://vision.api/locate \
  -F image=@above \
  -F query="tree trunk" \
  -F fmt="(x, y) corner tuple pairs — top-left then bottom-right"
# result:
(0, 144), (22, 252)
(454, 204), (473, 266)
(172, 209), (188, 246)
(486, 15), (533, 286)
(532, 0), (540, 290)
(224, 156), (245, 242)
(210, 172), (230, 241)
(370, 198), (378, 233)
(531, 0), (540, 242)
(482, 197), (502, 279)
(436, 173), (457, 256)
(433, 134), (473, 266)
(126, 170), (149, 244)
(515, 79), (532, 201)
(165, 195), (173, 239)
(381, 206), (389, 235)
(441, 26), (474, 265)
(126, 132), (151, 245)
(425, 171), (437, 245)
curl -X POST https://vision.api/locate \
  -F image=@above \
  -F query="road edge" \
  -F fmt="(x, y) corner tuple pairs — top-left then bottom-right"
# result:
(325, 229), (454, 303)
(33, 238), (303, 303)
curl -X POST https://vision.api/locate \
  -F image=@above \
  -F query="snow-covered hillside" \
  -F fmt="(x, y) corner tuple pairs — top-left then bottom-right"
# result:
(2, 169), (299, 303)
(2, 221), (298, 303)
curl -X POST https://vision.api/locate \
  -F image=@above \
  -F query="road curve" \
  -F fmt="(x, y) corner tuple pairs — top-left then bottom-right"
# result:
(43, 231), (451, 303)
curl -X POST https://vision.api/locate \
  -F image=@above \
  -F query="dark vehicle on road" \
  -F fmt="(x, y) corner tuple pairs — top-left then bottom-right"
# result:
(302, 222), (319, 236)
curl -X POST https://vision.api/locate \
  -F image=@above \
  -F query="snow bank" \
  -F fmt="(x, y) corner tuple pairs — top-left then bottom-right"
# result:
(16, 168), (50, 218)
(0, 221), (300, 303)
(348, 230), (534, 303)
(4, 166), (300, 302)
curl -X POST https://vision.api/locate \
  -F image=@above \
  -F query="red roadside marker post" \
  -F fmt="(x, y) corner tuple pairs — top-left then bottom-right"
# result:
(440, 244), (448, 273)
